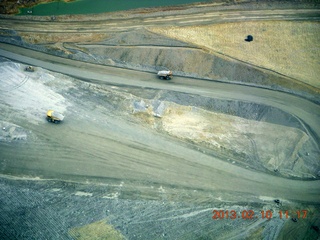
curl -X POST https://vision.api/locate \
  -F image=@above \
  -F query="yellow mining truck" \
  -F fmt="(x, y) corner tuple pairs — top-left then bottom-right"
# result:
(46, 110), (64, 123)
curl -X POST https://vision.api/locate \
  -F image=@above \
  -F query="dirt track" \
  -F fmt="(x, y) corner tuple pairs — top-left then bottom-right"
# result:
(0, 1), (320, 239)
(1, 6), (319, 101)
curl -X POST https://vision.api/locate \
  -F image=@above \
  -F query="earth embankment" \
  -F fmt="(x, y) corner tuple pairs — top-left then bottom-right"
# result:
(0, 2), (320, 239)
(0, 5), (319, 102)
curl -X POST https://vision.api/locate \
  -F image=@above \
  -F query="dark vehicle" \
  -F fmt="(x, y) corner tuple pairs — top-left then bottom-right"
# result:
(25, 66), (35, 72)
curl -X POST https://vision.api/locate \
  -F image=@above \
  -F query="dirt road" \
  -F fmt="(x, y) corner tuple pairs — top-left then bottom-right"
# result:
(1, 8), (319, 31)
(0, 2), (319, 239)
(1, 44), (319, 240)
(1, 44), (319, 142)
(1, 44), (319, 203)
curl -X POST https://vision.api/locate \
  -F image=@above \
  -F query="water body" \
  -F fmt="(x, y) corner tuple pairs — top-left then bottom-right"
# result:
(18, 0), (211, 16)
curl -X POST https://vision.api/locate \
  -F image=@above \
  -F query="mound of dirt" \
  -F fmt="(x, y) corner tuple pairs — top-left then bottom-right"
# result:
(38, 27), (320, 102)
(1, 5), (319, 102)
(17, 27), (314, 102)
(125, 88), (320, 179)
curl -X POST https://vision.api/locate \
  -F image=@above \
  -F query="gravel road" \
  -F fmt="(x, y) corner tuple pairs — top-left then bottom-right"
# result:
(0, 2), (319, 239)
(1, 45), (320, 239)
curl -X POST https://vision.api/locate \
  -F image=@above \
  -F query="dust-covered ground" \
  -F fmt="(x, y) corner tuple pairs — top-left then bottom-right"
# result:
(1, 176), (320, 240)
(0, 58), (319, 239)
(0, 1), (319, 102)
(1, 59), (318, 179)
(0, 1), (320, 239)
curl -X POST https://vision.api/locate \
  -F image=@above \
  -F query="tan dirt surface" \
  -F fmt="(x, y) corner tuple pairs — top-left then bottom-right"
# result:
(0, 1), (320, 239)
(69, 220), (125, 240)
(149, 21), (320, 88)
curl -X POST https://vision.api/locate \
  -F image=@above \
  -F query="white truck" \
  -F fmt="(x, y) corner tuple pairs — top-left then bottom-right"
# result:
(157, 70), (172, 80)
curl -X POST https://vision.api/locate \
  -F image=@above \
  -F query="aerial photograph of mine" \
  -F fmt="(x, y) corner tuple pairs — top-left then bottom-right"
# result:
(0, 0), (319, 239)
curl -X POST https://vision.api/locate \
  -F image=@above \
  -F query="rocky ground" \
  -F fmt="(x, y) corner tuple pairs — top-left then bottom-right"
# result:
(1, 2), (319, 102)
(0, 56), (319, 239)
(1, 176), (319, 240)
(0, 1), (320, 239)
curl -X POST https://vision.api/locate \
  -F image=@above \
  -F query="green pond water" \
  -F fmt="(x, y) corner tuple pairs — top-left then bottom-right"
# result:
(18, 0), (211, 16)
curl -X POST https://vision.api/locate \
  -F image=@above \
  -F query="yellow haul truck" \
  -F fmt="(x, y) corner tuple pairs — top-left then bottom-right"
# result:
(46, 110), (64, 123)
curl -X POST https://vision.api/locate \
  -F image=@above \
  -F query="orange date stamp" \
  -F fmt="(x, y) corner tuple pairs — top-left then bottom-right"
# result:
(212, 209), (308, 220)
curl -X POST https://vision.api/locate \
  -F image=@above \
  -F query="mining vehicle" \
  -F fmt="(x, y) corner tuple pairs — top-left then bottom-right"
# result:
(157, 70), (172, 80)
(25, 66), (35, 72)
(46, 110), (64, 123)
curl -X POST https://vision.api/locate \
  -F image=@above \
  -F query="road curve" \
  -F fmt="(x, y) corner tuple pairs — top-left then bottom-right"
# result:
(1, 43), (319, 141)
(1, 43), (320, 203)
